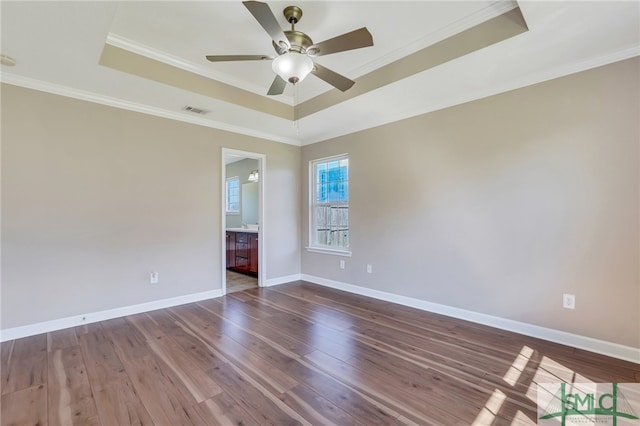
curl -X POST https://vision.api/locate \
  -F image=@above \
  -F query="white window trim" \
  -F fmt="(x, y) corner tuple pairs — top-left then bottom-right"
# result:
(225, 176), (240, 214)
(308, 154), (350, 256)
(305, 246), (352, 257)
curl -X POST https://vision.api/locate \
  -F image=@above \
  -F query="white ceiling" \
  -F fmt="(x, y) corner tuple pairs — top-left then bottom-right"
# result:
(1, 1), (639, 146)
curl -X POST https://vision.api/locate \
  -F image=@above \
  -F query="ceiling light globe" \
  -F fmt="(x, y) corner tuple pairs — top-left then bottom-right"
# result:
(272, 52), (314, 85)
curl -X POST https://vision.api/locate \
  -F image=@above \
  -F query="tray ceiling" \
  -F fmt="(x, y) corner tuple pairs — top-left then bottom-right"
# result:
(1, 1), (638, 145)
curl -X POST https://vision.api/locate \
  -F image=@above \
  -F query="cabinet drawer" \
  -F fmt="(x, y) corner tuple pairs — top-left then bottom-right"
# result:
(236, 233), (248, 243)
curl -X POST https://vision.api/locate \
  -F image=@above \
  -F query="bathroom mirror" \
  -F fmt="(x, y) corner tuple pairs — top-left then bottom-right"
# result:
(241, 182), (258, 225)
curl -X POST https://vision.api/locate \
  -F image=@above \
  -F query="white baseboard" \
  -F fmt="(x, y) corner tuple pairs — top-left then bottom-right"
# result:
(6, 275), (637, 364)
(0, 289), (223, 342)
(301, 274), (640, 364)
(262, 274), (302, 287)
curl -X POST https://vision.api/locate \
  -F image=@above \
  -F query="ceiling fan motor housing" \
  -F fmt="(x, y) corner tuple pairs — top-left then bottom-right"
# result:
(272, 30), (313, 54)
(283, 6), (303, 24)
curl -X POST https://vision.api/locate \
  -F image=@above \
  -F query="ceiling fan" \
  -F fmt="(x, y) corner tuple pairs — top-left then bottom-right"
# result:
(205, 1), (374, 96)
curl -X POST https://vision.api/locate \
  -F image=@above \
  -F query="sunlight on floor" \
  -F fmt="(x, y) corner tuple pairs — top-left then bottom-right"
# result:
(511, 409), (537, 425)
(503, 345), (534, 387)
(527, 355), (591, 404)
(473, 344), (538, 425)
(472, 388), (506, 425)
(472, 344), (605, 425)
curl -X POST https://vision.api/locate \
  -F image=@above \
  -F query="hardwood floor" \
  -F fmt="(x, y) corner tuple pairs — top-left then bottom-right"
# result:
(2, 281), (638, 425)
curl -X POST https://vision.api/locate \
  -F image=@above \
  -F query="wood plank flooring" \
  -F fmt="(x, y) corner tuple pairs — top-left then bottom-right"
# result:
(2, 281), (638, 425)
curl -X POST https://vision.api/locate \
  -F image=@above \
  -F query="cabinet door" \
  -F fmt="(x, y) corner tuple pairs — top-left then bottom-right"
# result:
(235, 233), (249, 272)
(248, 234), (258, 274)
(226, 232), (236, 268)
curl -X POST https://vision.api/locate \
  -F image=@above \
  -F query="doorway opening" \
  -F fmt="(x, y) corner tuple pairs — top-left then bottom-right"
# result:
(222, 148), (265, 295)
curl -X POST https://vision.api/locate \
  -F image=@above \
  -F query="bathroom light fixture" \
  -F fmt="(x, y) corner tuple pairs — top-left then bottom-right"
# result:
(271, 52), (314, 84)
(248, 169), (259, 182)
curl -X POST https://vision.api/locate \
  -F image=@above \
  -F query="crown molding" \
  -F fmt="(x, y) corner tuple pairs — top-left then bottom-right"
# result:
(356, 0), (517, 79)
(3, 44), (637, 148)
(300, 45), (640, 145)
(0, 73), (301, 146)
(106, 2), (517, 106)
(298, 1), (519, 103)
(106, 33), (294, 106)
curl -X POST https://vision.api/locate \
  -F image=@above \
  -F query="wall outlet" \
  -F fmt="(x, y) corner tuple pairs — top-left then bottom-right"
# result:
(366, 264), (372, 274)
(150, 271), (159, 284)
(563, 293), (575, 309)
(340, 260), (345, 269)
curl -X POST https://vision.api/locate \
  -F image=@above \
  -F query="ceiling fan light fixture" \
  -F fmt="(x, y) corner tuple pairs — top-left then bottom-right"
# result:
(272, 52), (313, 84)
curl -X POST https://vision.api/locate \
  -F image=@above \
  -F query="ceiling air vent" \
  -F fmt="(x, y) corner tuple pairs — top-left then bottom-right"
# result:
(183, 106), (210, 115)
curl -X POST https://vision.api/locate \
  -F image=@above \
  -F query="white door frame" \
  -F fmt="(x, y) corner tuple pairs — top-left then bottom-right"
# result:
(221, 148), (266, 295)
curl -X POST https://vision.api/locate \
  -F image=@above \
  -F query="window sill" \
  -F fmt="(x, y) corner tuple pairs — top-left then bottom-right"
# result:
(306, 247), (352, 257)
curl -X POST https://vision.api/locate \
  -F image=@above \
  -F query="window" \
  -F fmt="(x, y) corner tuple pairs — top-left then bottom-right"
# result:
(310, 154), (349, 252)
(226, 176), (240, 213)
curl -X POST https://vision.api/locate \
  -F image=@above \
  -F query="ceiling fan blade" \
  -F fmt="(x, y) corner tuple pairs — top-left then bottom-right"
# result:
(206, 55), (273, 62)
(311, 63), (355, 92)
(267, 75), (287, 96)
(309, 27), (373, 57)
(243, 1), (290, 49)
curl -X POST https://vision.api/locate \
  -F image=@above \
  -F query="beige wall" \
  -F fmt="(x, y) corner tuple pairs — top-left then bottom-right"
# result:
(302, 58), (639, 348)
(1, 84), (301, 329)
(2, 58), (638, 349)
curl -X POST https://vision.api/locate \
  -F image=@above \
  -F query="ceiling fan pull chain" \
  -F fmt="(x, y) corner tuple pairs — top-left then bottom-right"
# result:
(294, 84), (301, 137)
